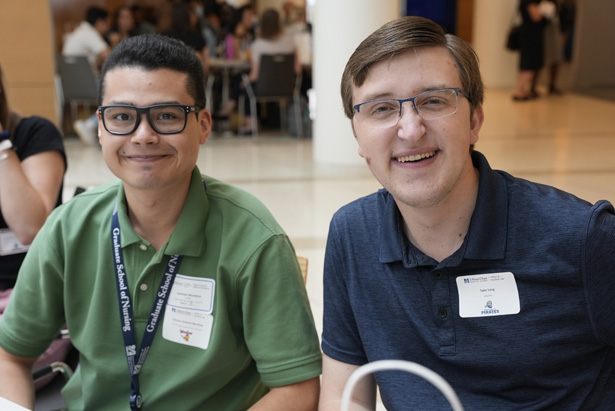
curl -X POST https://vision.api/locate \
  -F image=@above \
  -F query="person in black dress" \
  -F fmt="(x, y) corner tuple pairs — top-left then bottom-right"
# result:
(512, 0), (546, 101)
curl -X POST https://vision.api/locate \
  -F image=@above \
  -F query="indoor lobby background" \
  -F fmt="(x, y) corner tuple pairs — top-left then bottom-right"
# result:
(1, 1), (615, 407)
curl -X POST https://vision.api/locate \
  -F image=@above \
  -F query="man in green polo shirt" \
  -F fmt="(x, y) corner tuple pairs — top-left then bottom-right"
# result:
(0, 34), (321, 410)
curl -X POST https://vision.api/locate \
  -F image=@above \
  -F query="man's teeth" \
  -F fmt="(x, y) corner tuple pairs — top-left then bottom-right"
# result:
(396, 151), (436, 163)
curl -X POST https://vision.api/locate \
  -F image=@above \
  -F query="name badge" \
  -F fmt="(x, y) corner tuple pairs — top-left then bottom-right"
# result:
(0, 228), (30, 256)
(456, 272), (520, 318)
(162, 274), (215, 350)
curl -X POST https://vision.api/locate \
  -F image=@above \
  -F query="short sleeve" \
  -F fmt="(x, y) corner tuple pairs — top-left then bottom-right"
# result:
(583, 200), (615, 345)
(321, 214), (367, 365)
(238, 234), (322, 386)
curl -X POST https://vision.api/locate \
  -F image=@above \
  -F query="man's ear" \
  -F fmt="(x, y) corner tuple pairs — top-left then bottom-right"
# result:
(469, 104), (484, 145)
(199, 109), (212, 144)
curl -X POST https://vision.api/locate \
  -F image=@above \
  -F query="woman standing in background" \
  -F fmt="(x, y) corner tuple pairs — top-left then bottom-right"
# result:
(512, 0), (546, 101)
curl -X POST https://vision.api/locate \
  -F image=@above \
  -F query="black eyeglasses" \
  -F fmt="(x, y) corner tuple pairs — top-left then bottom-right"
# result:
(98, 104), (200, 135)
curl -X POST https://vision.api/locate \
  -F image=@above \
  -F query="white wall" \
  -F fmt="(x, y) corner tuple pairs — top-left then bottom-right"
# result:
(472, 0), (519, 89)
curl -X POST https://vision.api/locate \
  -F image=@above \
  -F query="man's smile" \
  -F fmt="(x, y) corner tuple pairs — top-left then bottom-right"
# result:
(395, 151), (437, 163)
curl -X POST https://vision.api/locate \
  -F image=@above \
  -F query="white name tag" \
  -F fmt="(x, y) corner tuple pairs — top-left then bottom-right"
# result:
(162, 274), (215, 350)
(456, 272), (520, 318)
(0, 228), (29, 256)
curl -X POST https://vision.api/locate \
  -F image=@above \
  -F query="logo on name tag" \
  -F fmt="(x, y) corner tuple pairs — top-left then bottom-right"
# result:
(481, 300), (500, 315)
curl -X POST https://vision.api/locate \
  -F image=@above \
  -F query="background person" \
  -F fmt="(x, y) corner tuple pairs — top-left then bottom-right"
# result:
(0, 62), (69, 390)
(512, 0), (546, 101)
(62, 6), (111, 76)
(217, 8), (299, 134)
(162, 2), (210, 73)
(107, 5), (138, 49)
(319, 16), (615, 410)
(0, 63), (66, 289)
(63, 6), (112, 146)
(0, 34), (321, 410)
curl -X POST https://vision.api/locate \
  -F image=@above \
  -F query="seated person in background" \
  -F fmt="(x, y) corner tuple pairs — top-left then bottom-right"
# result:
(225, 3), (256, 55)
(0, 63), (69, 389)
(63, 6), (112, 146)
(0, 63), (66, 290)
(162, 2), (209, 74)
(200, 1), (224, 57)
(319, 16), (615, 410)
(130, 5), (156, 35)
(223, 12), (251, 61)
(217, 8), (299, 134)
(248, 8), (300, 83)
(107, 6), (138, 48)
(62, 6), (111, 76)
(0, 34), (321, 410)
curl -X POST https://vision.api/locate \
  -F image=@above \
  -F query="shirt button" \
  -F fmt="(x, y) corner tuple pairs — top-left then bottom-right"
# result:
(139, 283), (148, 291)
(433, 271), (443, 280)
(438, 308), (448, 319)
(139, 244), (147, 251)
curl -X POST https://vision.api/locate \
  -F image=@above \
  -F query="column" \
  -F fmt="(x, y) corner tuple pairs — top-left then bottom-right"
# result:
(310, 0), (399, 165)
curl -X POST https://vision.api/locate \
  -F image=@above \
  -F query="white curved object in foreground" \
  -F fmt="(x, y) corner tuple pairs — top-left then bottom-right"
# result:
(341, 360), (464, 411)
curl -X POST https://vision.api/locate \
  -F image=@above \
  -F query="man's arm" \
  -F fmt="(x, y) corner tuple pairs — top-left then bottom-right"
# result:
(248, 377), (320, 410)
(0, 345), (37, 409)
(319, 354), (376, 411)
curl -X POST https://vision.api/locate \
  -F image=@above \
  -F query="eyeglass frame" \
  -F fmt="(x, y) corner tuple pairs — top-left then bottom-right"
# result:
(352, 87), (471, 128)
(98, 104), (201, 135)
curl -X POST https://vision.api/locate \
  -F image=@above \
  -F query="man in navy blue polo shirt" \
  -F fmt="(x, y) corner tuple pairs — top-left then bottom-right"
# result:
(319, 16), (615, 410)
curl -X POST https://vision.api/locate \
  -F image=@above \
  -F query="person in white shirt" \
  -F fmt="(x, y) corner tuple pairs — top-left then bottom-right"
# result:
(62, 7), (112, 147)
(62, 7), (111, 75)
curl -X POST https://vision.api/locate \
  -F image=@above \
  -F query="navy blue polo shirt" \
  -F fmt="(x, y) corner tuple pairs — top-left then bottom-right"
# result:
(322, 151), (615, 410)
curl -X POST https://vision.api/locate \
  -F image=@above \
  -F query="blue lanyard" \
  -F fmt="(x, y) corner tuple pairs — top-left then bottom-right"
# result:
(111, 202), (183, 410)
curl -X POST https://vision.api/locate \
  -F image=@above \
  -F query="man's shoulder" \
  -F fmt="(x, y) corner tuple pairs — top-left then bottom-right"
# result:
(333, 189), (389, 220)
(49, 181), (120, 222)
(201, 175), (284, 232)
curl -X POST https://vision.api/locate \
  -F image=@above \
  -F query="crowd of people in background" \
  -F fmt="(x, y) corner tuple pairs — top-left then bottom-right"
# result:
(60, 0), (312, 143)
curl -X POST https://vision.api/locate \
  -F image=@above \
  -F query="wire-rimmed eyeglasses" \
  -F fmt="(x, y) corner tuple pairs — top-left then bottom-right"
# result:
(98, 104), (200, 135)
(353, 88), (471, 129)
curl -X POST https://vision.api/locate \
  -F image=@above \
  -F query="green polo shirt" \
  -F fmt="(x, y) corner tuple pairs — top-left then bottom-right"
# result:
(0, 167), (321, 410)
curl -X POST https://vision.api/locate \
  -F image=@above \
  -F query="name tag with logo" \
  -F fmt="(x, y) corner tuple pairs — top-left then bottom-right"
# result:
(456, 272), (520, 318)
(162, 274), (215, 350)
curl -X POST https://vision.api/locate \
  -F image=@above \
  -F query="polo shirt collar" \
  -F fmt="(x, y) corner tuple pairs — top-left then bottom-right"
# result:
(115, 166), (208, 257)
(379, 150), (508, 266)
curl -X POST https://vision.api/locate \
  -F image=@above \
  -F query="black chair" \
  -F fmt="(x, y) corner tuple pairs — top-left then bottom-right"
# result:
(239, 54), (303, 139)
(56, 55), (99, 132)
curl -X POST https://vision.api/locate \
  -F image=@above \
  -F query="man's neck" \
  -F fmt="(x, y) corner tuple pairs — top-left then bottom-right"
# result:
(398, 167), (480, 263)
(124, 179), (191, 251)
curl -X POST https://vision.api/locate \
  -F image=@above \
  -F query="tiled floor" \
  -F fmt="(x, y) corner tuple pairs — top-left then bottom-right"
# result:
(60, 87), (615, 408)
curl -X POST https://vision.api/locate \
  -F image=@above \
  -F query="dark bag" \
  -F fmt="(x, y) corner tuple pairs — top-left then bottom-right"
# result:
(506, 25), (521, 51)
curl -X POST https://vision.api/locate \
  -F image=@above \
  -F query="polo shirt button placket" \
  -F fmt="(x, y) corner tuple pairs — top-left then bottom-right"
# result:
(139, 244), (147, 251)
(437, 308), (448, 319)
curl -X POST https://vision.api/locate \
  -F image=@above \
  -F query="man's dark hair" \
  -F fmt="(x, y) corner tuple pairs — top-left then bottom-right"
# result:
(98, 34), (206, 108)
(86, 7), (109, 26)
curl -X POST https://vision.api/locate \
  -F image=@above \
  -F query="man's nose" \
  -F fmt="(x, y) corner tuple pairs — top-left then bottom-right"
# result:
(130, 114), (159, 144)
